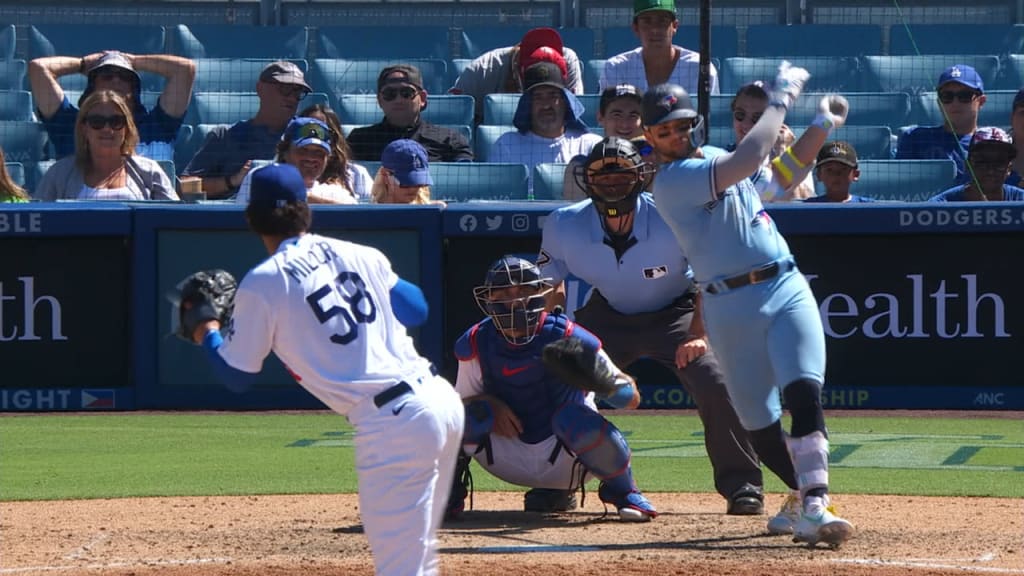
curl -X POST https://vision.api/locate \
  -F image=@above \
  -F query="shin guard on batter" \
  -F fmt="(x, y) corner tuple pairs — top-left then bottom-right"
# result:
(551, 403), (634, 494)
(786, 431), (829, 497)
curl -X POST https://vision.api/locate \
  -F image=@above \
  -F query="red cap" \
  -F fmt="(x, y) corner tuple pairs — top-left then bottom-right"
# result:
(519, 28), (563, 60)
(521, 46), (567, 80)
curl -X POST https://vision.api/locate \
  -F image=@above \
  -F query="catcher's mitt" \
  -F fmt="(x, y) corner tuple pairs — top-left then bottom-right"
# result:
(175, 269), (237, 343)
(541, 336), (619, 396)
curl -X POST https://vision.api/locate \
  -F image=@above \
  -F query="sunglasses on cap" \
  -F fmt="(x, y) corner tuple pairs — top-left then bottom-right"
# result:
(294, 121), (332, 143)
(380, 86), (419, 102)
(83, 114), (127, 130)
(938, 89), (980, 104)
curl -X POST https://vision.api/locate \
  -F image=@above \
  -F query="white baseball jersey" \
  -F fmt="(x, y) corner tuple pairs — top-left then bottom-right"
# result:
(217, 233), (434, 415)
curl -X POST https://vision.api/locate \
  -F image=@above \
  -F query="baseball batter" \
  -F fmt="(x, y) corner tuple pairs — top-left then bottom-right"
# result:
(640, 64), (855, 547)
(448, 256), (657, 521)
(184, 164), (465, 575)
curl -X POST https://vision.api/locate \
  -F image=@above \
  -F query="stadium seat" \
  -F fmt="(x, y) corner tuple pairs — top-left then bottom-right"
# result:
(888, 24), (1021, 56)
(860, 55), (1000, 94)
(0, 59), (26, 91)
(168, 24), (309, 59)
(0, 24), (15, 60)
(317, 26), (450, 60)
(25, 159), (55, 196)
(584, 59), (605, 94)
(311, 58), (449, 97)
(0, 91), (35, 122)
(458, 27), (595, 62)
(721, 57), (861, 94)
(474, 124), (516, 162)
(65, 90), (162, 112)
(910, 90), (1016, 130)
(186, 91), (329, 125)
(602, 25), (738, 59)
(839, 159), (957, 201)
(0, 121), (50, 163)
(5, 161), (23, 188)
(27, 24), (166, 59)
(993, 54), (1024, 90)
(191, 58), (309, 93)
(710, 91), (914, 130)
(533, 162), (568, 201)
(704, 124), (892, 160)
(336, 94), (474, 126)
(451, 58), (473, 84)
(175, 123), (228, 173)
(745, 24), (882, 57)
(171, 124), (192, 172)
(157, 159), (176, 186)
(429, 162), (530, 201)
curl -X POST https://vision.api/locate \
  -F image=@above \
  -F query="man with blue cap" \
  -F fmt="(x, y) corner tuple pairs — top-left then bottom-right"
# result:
(184, 162), (465, 575)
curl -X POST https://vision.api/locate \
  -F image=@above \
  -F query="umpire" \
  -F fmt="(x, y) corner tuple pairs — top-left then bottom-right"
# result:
(538, 137), (775, 515)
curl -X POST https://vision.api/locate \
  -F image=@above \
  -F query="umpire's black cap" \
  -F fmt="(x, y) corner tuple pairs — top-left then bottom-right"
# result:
(641, 83), (698, 126)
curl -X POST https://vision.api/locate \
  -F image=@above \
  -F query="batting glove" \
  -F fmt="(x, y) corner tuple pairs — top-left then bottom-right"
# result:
(769, 60), (810, 111)
(812, 94), (849, 133)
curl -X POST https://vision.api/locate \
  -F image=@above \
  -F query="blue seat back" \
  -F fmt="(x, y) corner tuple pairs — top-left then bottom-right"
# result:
(474, 124), (516, 162)
(704, 124), (892, 160)
(860, 55), (1000, 94)
(993, 54), (1024, 90)
(911, 90), (1016, 130)
(584, 59), (605, 94)
(311, 58), (449, 97)
(336, 94), (473, 126)
(28, 24), (166, 58)
(176, 123), (229, 173)
(5, 161), (23, 188)
(430, 162), (530, 201)
(602, 25), (738, 59)
(721, 57), (861, 94)
(26, 159), (56, 196)
(745, 25), (882, 57)
(192, 58), (308, 93)
(0, 25), (15, 60)
(169, 24), (308, 59)
(186, 91), (328, 125)
(0, 60), (26, 91)
(0, 91), (36, 122)
(317, 26), (450, 60)
(827, 159), (957, 201)
(0, 121), (50, 163)
(459, 27), (595, 62)
(889, 25), (1022, 56)
(533, 162), (567, 200)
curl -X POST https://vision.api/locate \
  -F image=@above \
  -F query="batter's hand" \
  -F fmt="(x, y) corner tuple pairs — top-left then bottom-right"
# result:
(817, 94), (849, 129)
(676, 337), (708, 369)
(770, 60), (810, 110)
(487, 396), (522, 438)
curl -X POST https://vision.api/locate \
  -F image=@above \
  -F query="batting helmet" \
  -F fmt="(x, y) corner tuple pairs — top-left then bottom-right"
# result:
(573, 137), (652, 228)
(641, 83), (705, 148)
(473, 256), (553, 345)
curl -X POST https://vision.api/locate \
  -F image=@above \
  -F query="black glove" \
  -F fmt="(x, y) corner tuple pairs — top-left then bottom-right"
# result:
(541, 336), (619, 396)
(175, 269), (237, 344)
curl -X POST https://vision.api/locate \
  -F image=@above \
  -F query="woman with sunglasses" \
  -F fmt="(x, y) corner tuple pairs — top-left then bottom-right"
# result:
(35, 90), (176, 201)
(299, 104), (373, 202)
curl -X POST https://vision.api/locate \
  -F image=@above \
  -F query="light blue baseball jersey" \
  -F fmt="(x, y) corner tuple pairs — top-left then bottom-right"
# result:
(538, 193), (695, 315)
(652, 146), (792, 284)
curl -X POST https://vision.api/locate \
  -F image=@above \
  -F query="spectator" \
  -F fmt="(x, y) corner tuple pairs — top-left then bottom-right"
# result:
(34, 90), (176, 201)
(450, 27), (584, 124)
(930, 127), (1024, 201)
(1008, 88), (1024, 186)
(563, 84), (646, 200)
(600, 0), (718, 94)
(28, 50), (195, 161)
(348, 65), (473, 163)
(182, 61), (312, 199)
(491, 61), (602, 193)
(0, 147), (29, 203)
(236, 117), (359, 205)
(896, 64), (986, 184)
(806, 141), (873, 203)
(371, 139), (444, 205)
(300, 103), (373, 202)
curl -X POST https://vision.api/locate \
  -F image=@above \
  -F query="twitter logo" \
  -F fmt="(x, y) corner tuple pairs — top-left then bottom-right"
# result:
(485, 215), (502, 230)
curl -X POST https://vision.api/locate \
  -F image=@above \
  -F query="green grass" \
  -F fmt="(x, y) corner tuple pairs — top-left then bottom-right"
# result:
(1, 413), (1021, 501)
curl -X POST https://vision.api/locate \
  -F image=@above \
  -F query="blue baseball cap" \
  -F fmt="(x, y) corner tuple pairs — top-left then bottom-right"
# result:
(381, 139), (433, 187)
(937, 65), (984, 92)
(284, 117), (332, 154)
(248, 163), (308, 212)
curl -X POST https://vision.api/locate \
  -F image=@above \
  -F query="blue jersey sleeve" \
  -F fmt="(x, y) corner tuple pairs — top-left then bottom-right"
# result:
(454, 322), (483, 361)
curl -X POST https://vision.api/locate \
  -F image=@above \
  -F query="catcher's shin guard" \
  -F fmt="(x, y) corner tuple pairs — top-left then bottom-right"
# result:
(551, 403), (635, 495)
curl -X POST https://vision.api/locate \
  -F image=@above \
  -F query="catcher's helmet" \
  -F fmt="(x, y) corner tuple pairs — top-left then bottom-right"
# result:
(473, 255), (553, 345)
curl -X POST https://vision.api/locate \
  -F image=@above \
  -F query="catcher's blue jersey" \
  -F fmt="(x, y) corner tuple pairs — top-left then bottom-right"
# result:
(652, 146), (792, 284)
(454, 313), (598, 444)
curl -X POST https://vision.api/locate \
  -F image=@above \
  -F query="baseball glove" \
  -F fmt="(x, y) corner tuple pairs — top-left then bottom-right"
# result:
(541, 336), (618, 396)
(175, 269), (237, 344)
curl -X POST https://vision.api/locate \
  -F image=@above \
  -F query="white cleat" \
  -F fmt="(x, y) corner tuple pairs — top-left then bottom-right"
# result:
(766, 491), (801, 535)
(792, 506), (854, 549)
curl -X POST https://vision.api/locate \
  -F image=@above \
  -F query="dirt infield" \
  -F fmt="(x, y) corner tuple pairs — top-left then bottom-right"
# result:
(3, 492), (1022, 576)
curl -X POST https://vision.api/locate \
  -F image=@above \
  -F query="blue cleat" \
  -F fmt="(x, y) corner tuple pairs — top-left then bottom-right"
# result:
(598, 482), (658, 522)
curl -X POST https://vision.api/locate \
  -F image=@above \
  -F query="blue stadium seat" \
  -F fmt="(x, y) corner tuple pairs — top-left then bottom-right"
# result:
(451, 58), (473, 85)
(311, 59), (449, 98)
(533, 162), (567, 201)
(157, 159), (176, 186)
(317, 26), (450, 60)
(171, 124), (192, 173)
(186, 91), (328, 125)
(910, 90), (1016, 130)
(721, 57), (861, 94)
(787, 92), (912, 130)
(994, 54), (1024, 90)
(27, 24), (166, 58)
(0, 25), (15, 60)
(175, 123), (228, 173)
(341, 124), (473, 146)
(888, 24), (1021, 56)
(860, 55), (1000, 94)
(65, 90), (164, 111)
(745, 25), (882, 57)
(827, 159), (957, 201)
(168, 24), (308, 59)
(0, 59), (26, 91)
(191, 58), (308, 93)
(0, 121), (50, 163)
(25, 159), (55, 196)
(704, 124), (892, 160)
(602, 25), (738, 59)
(474, 124), (516, 162)
(584, 59), (605, 94)
(0, 91), (35, 122)
(430, 162), (530, 201)
(5, 161), (23, 188)
(458, 27), (595, 62)
(336, 94), (473, 126)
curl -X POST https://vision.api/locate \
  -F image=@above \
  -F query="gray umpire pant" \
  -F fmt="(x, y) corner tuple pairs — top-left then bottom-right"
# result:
(573, 290), (763, 500)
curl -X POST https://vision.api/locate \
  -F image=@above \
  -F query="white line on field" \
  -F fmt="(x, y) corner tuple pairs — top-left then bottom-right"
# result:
(834, 557), (1024, 574)
(63, 533), (109, 560)
(0, 557), (232, 574)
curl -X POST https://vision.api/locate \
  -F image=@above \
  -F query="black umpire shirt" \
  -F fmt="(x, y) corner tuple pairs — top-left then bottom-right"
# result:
(347, 119), (474, 162)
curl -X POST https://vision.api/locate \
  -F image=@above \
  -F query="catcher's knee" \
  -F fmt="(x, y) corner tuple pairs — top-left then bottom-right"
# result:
(783, 378), (826, 438)
(551, 403), (630, 479)
(463, 399), (494, 444)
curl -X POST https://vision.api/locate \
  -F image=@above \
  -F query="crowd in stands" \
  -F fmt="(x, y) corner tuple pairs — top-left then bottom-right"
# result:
(3, 0), (1024, 204)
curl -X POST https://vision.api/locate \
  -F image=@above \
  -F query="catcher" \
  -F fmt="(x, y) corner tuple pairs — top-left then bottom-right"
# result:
(447, 255), (656, 522)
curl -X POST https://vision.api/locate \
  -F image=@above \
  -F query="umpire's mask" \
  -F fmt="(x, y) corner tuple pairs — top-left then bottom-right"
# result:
(473, 255), (553, 345)
(574, 137), (652, 235)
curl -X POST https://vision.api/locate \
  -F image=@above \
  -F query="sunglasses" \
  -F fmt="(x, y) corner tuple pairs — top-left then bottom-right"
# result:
(938, 90), (979, 104)
(732, 110), (763, 124)
(94, 70), (136, 84)
(83, 114), (127, 130)
(294, 122), (332, 144)
(380, 86), (419, 102)
(275, 84), (310, 99)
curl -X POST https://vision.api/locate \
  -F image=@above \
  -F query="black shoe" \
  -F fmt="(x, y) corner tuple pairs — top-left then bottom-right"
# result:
(523, 488), (578, 512)
(727, 483), (765, 515)
(445, 452), (473, 521)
